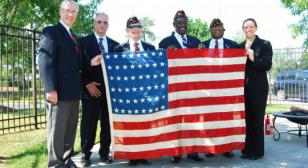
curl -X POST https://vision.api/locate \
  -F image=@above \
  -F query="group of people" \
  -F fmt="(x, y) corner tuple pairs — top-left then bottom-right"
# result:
(37, 0), (273, 168)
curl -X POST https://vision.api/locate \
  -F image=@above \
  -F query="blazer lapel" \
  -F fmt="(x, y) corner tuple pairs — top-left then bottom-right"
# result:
(171, 34), (183, 49)
(57, 23), (79, 54)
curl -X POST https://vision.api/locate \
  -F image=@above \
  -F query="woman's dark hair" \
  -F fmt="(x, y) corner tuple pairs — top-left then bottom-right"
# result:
(242, 18), (258, 29)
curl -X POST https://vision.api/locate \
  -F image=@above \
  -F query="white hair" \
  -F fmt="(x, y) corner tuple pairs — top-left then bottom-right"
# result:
(94, 12), (109, 20)
(60, 0), (79, 11)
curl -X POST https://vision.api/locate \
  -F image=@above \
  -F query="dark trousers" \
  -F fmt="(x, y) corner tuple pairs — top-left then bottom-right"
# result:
(242, 90), (268, 157)
(80, 95), (111, 158)
(46, 100), (79, 168)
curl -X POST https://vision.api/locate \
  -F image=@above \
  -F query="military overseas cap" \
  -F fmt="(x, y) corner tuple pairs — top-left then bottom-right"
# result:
(126, 16), (142, 28)
(174, 10), (187, 20)
(210, 18), (225, 29)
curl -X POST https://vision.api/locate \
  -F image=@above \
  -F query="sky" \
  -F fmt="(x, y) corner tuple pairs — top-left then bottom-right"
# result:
(90, 0), (305, 49)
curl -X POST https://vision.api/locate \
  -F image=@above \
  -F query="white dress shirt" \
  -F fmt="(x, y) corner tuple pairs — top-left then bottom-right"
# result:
(94, 33), (109, 52)
(174, 32), (187, 48)
(60, 20), (71, 36)
(129, 39), (144, 52)
(209, 38), (224, 49)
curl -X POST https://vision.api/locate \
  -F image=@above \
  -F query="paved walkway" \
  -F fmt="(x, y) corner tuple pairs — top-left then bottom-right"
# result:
(72, 117), (307, 168)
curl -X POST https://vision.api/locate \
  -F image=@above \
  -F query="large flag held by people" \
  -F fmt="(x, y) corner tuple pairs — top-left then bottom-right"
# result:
(101, 48), (247, 159)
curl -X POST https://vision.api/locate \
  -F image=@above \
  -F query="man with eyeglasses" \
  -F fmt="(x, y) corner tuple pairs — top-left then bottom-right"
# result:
(114, 16), (155, 167)
(79, 12), (119, 167)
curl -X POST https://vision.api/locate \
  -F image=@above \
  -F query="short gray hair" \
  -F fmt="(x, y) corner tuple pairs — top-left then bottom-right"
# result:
(60, 0), (79, 11)
(94, 12), (109, 20)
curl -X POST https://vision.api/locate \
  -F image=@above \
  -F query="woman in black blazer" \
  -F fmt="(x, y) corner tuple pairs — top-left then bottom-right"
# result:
(239, 18), (273, 160)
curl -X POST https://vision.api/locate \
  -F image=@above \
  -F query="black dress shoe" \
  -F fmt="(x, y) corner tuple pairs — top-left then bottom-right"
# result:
(171, 156), (181, 164)
(240, 154), (250, 159)
(223, 152), (234, 158)
(249, 155), (263, 160)
(187, 155), (204, 162)
(128, 160), (138, 167)
(139, 159), (151, 165)
(100, 155), (113, 164)
(205, 153), (215, 158)
(80, 156), (91, 167)
(65, 159), (78, 168)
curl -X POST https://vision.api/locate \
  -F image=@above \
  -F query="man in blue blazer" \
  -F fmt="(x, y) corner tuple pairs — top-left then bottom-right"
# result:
(158, 10), (203, 164)
(37, 1), (80, 167)
(202, 18), (238, 49)
(79, 12), (119, 167)
(159, 10), (200, 49)
(202, 18), (237, 159)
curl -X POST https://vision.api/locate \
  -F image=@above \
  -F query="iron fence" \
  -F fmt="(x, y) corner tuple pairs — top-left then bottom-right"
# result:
(0, 25), (45, 134)
(0, 24), (307, 135)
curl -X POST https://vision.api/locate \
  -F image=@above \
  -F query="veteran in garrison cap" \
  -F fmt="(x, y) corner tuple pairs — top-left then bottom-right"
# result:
(159, 10), (201, 50)
(159, 10), (203, 164)
(201, 18), (238, 49)
(115, 16), (155, 53)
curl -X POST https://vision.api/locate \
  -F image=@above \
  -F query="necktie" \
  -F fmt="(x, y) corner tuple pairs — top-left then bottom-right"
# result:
(181, 35), (188, 48)
(98, 38), (105, 53)
(134, 43), (140, 51)
(215, 39), (219, 49)
(69, 29), (79, 53)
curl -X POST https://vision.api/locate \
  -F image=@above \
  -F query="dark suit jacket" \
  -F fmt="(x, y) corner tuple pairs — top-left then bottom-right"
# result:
(239, 35), (273, 91)
(79, 33), (119, 100)
(158, 32), (201, 49)
(115, 40), (155, 52)
(202, 38), (239, 48)
(38, 23), (81, 101)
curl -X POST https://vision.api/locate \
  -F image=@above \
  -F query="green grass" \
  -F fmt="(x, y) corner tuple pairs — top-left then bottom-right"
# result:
(265, 104), (291, 114)
(0, 121), (101, 168)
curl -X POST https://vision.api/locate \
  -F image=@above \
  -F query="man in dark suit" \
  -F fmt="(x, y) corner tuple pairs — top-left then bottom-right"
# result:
(115, 16), (154, 167)
(37, 1), (80, 167)
(202, 18), (237, 159)
(79, 12), (119, 167)
(201, 18), (238, 49)
(158, 10), (203, 164)
(159, 10), (200, 50)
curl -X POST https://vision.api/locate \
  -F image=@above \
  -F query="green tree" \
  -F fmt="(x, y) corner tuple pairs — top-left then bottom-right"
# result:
(140, 17), (156, 43)
(187, 17), (210, 42)
(281, 0), (308, 48)
(0, 0), (100, 35)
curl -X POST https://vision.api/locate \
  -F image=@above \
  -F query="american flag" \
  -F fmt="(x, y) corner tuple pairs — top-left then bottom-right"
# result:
(101, 48), (247, 160)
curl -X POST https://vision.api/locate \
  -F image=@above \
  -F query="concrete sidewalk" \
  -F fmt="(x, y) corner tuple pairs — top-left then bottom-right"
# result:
(72, 117), (307, 168)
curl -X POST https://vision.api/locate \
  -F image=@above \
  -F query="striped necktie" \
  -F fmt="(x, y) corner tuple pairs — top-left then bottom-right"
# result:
(134, 43), (140, 51)
(69, 29), (79, 53)
(215, 39), (219, 49)
(98, 38), (105, 53)
(181, 35), (188, 48)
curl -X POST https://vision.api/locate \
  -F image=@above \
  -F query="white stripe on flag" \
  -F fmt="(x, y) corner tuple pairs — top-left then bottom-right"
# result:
(168, 87), (244, 101)
(168, 72), (244, 84)
(168, 57), (246, 67)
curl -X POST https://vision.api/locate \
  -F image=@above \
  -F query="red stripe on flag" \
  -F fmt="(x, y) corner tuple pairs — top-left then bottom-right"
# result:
(113, 111), (245, 130)
(168, 79), (244, 92)
(169, 95), (244, 109)
(114, 142), (245, 159)
(168, 64), (245, 75)
(114, 127), (246, 145)
(167, 48), (247, 59)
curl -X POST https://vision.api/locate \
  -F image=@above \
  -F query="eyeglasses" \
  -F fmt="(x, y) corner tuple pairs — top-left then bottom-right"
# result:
(96, 20), (109, 25)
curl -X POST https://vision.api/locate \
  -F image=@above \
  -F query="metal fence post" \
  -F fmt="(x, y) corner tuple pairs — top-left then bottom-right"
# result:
(32, 30), (38, 129)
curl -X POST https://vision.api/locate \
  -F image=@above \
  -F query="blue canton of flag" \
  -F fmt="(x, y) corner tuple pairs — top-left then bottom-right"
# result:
(103, 50), (168, 115)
